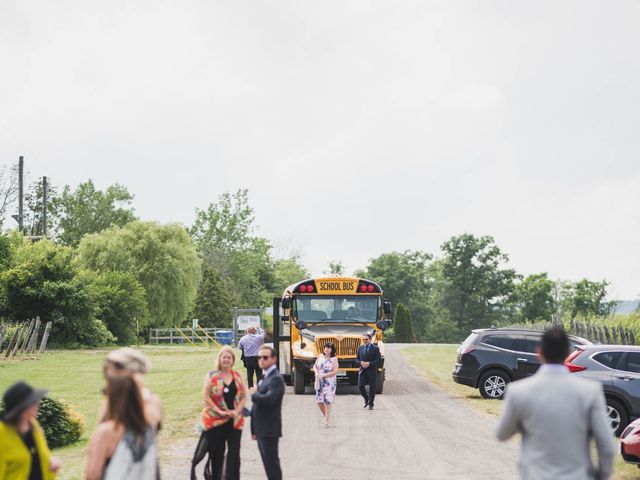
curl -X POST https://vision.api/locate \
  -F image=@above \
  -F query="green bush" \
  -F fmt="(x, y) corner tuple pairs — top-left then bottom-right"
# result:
(394, 303), (417, 343)
(0, 395), (84, 449)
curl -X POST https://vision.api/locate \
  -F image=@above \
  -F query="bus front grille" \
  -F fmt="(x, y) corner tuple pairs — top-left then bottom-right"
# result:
(315, 337), (362, 357)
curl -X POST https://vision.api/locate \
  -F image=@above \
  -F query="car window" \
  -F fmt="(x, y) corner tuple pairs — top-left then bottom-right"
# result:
(460, 333), (478, 351)
(620, 352), (640, 374)
(593, 351), (623, 369)
(515, 335), (540, 354)
(482, 334), (521, 350)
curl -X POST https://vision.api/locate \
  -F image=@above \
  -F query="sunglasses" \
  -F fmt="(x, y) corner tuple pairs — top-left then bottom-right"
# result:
(259, 355), (272, 360)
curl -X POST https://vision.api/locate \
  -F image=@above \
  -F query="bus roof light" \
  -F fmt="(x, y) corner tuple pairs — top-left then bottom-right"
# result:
(306, 285), (314, 293)
(367, 285), (375, 292)
(360, 285), (367, 293)
(300, 285), (307, 293)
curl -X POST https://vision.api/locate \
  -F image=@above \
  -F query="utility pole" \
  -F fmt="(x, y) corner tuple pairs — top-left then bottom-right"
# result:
(12, 156), (24, 232)
(18, 157), (24, 232)
(42, 176), (48, 237)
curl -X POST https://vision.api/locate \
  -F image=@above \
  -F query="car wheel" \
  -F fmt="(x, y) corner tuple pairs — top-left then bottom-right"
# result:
(606, 398), (628, 437)
(479, 370), (510, 399)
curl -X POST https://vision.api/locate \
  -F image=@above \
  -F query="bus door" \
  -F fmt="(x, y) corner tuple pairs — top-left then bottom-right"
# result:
(273, 297), (292, 384)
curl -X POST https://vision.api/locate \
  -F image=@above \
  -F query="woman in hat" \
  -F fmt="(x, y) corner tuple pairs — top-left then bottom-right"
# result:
(99, 348), (162, 431)
(0, 381), (61, 479)
(85, 375), (157, 480)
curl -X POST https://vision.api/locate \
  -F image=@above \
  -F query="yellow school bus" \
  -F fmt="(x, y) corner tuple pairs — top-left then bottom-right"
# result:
(272, 276), (392, 394)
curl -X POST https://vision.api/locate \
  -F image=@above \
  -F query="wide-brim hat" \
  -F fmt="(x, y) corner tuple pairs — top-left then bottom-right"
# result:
(2, 381), (48, 422)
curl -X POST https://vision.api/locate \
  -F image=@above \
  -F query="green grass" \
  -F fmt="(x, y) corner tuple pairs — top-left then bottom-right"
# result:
(0, 346), (221, 480)
(401, 344), (640, 480)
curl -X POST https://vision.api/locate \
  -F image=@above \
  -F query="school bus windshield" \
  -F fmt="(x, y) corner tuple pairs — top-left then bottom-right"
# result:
(294, 296), (380, 323)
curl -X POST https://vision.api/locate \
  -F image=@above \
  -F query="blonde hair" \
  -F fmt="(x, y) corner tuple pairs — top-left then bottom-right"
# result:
(216, 346), (236, 370)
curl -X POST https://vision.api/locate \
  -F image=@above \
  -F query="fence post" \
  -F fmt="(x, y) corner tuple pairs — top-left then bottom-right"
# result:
(39, 322), (52, 353)
(9, 323), (29, 358)
(618, 326), (626, 345)
(26, 317), (41, 354)
(0, 324), (6, 353)
(17, 319), (35, 355)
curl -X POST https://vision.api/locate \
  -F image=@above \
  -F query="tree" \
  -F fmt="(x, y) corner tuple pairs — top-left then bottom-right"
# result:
(513, 273), (556, 322)
(0, 161), (19, 229)
(0, 238), (114, 346)
(324, 260), (344, 275)
(439, 234), (516, 335)
(561, 279), (615, 318)
(84, 270), (149, 344)
(77, 221), (202, 327)
(273, 257), (309, 296)
(191, 263), (235, 328)
(22, 179), (59, 237)
(54, 180), (136, 246)
(393, 303), (416, 343)
(190, 190), (276, 310)
(358, 250), (433, 341)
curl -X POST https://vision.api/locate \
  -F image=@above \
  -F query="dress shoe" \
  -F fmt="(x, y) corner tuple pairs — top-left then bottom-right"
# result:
(368, 404), (374, 410)
(363, 401), (369, 408)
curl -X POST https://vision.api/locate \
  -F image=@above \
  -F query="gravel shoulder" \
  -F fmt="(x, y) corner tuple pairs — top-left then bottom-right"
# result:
(162, 344), (518, 479)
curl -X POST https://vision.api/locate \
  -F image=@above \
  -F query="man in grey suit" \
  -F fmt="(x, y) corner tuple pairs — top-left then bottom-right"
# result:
(496, 327), (616, 480)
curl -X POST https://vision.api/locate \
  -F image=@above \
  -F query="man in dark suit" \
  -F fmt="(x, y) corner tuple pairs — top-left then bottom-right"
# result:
(356, 332), (382, 410)
(249, 345), (285, 480)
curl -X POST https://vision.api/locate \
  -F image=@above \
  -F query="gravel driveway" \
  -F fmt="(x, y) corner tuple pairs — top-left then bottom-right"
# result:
(162, 344), (519, 479)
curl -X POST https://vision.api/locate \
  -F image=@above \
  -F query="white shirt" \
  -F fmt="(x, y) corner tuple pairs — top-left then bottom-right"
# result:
(262, 364), (277, 377)
(538, 364), (569, 374)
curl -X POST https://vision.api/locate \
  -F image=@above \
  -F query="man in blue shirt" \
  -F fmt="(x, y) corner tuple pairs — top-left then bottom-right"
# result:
(238, 327), (266, 388)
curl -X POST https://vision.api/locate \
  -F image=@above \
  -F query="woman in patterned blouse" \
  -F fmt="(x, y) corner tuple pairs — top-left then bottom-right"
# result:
(191, 346), (247, 480)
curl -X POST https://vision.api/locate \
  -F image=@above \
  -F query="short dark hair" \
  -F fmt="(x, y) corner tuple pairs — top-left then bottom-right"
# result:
(541, 327), (570, 364)
(323, 342), (336, 357)
(259, 345), (277, 358)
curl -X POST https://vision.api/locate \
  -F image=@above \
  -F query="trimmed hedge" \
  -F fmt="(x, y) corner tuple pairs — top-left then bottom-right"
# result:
(0, 395), (84, 449)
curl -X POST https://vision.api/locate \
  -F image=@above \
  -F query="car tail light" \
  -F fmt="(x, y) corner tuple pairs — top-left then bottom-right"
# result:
(565, 350), (587, 373)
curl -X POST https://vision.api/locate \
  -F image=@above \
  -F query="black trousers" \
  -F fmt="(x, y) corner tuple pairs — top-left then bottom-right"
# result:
(245, 356), (262, 388)
(257, 437), (282, 480)
(358, 368), (377, 406)
(202, 421), (242, 480)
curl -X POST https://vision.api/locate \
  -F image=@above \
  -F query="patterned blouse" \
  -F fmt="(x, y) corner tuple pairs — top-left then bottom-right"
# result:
(201, 369), (247, 431)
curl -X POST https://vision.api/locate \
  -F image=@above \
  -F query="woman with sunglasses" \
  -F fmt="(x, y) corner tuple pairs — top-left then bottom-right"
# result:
(191, 346), (247, 480)
(313, 342), (339, 427)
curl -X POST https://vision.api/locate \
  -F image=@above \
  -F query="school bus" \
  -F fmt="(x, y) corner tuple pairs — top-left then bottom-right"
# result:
(272, 276), (392, 394)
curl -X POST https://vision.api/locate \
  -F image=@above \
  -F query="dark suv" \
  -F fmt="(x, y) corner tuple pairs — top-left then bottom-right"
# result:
(565, 345), (640, 436)
(452, 328), (591, 399)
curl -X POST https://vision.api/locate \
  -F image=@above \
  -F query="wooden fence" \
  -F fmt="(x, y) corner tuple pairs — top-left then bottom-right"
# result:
(509, 319), (637, 346)
(148, 327), (230, 346)
(0, 318), (53, 359)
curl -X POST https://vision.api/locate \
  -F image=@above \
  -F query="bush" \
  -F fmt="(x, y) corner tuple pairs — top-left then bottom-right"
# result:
(0, 395), (84, 449)
(394, 303), (417, 343)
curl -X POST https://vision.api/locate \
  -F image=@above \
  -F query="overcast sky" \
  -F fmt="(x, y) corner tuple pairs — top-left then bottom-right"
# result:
(1, 1), (639, 299)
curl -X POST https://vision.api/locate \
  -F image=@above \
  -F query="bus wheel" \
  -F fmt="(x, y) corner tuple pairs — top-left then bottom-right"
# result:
(293, 364), (306, 394)
(375, 370), (384, 394)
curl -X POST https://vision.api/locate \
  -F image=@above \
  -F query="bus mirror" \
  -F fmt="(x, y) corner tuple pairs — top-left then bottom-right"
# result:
(281, 297), (291, 309)
(281, 315), (289, 323)
(295, 320), (308, 331)
(383, 300), (392, 315)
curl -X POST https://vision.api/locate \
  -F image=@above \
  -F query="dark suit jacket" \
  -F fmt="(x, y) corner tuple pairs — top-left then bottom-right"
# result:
(250, 367), (285, 438)
(355, 344), (382, 373)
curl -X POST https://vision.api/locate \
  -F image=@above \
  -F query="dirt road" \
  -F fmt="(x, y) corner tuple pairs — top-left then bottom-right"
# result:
(164, 344), (519, 479)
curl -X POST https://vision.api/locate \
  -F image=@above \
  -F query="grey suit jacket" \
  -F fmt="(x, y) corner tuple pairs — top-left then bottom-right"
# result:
(496, 366), (616, 480)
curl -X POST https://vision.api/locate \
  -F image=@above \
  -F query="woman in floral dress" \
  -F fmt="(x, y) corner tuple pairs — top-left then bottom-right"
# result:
(313, 342), (339, 427)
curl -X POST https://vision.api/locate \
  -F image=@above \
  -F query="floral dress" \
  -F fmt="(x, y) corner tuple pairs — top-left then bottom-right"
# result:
(315, 354), (337, 404)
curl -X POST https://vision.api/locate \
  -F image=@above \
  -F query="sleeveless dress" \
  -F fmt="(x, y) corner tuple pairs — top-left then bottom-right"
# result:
(315, 354), (337, 404)
(103, 428), (157, 480)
